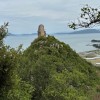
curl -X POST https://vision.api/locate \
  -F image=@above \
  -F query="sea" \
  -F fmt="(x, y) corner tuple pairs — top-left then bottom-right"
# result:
(4, 33), (100, 53)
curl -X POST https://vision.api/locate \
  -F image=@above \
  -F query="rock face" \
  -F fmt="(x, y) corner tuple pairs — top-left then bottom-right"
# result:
(38, 24), (46, 37)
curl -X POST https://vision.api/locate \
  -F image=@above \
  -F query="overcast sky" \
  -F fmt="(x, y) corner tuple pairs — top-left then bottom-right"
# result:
(0, 0), (100, 34)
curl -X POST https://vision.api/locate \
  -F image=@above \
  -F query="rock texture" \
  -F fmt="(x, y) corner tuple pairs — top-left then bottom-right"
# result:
(38, 24), (46, 37)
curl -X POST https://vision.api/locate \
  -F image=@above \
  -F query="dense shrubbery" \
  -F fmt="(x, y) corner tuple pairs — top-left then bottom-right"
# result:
(21, 36), (100, 100)
(0, 24), (100, 100)
(0, 46), (33, 100)
(0, 24), (33, 100)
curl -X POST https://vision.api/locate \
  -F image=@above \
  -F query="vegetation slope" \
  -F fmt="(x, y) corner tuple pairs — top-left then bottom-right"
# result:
(20, 36), (100, 100)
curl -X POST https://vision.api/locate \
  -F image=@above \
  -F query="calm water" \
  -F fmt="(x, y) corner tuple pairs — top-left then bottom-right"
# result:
(4, 33), (100, 52)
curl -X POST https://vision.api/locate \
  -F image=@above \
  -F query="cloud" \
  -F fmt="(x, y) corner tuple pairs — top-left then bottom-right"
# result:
(0, 0), (100, 33)
(1, 0), (100, 19)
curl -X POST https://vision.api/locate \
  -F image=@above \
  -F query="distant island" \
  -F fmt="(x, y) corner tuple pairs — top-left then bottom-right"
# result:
(7, 33), (37, 36)
(55, 29), (100, 35)
(69, 29), (100, 34)
(7, 29), (100, 36)
(7, 33), (15, 36)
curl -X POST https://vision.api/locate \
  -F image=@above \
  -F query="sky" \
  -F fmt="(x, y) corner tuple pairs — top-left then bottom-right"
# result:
(0, 0), (100, 34)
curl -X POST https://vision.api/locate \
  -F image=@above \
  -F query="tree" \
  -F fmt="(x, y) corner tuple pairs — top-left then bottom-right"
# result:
(68, 5), (100, 29)
(68, 5), (100, 51)
(0, 23), (33, 100)
(0, 22), (8, 45)
(68, 5), (100, 99)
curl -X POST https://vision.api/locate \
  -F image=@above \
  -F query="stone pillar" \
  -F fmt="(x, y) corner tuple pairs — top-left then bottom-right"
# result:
(38, 24), (46, 37)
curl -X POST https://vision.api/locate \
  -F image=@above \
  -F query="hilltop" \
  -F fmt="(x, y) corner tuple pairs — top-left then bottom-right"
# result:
(20, 35), (100, 100)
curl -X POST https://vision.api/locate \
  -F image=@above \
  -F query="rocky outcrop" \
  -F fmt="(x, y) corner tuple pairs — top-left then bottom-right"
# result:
(38, 24), (46, 37)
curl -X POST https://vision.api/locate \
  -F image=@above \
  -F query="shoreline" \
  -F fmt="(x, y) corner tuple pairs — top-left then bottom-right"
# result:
(78, 50), (100, 66)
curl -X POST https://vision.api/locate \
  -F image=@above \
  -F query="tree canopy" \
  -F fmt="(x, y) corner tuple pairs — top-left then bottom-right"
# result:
(22, 36), (100, 100)
(68, 5), (100, 29)
(0, 23), (33, 100)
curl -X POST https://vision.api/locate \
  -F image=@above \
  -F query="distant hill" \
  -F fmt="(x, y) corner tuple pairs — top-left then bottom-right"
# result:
(69, 29), (100, 34)
(55, 29), (100, 35)
(7, 33), (37, 36)
(17, 33), (37, 36)
(7, 33), (15, 36)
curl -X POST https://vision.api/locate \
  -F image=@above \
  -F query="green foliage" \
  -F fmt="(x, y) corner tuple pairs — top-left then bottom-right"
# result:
(0, 23), (8, 45)
(22, 36), (99, 100)
(0, 45), (33, 100)
(68, 5), (100, 29)
(0, 23), (33, 100)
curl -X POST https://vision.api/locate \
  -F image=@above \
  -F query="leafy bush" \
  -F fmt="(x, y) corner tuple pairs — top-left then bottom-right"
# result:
(22, 36), (99, 100)
(0, 23), (33, 100)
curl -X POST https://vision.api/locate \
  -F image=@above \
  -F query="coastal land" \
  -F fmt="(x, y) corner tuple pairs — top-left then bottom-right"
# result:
(79, 50), (100, 66)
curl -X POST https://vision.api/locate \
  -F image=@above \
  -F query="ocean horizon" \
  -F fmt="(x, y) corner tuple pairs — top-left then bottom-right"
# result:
(4, 33), (100, 53)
